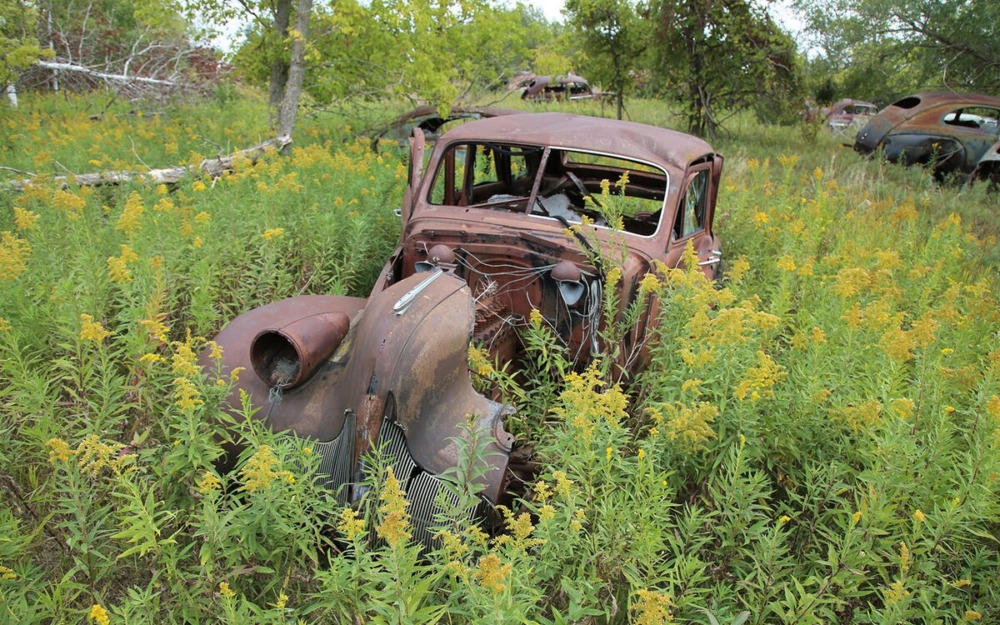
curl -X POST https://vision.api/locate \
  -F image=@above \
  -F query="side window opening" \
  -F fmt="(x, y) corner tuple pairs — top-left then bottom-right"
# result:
(942, 107), (1000, 134)
(673, 169), (709, 240)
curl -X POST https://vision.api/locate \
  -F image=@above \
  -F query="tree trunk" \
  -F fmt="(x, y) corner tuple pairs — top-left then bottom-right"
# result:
(268, 0), (293, 124)
(276, 0), (313, 149)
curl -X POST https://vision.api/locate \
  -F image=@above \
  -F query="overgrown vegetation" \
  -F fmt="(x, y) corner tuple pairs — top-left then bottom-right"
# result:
(1, 93), (998, 623)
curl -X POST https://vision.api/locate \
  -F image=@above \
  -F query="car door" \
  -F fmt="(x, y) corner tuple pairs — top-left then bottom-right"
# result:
(668, 162), (722, 280)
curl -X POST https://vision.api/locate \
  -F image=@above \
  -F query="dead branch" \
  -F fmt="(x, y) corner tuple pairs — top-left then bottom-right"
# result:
(2, 137), (292, 192)
(37, 60), (177, 87)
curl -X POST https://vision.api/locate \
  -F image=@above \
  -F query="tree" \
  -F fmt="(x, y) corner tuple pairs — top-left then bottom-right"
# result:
(1, 0), (53, 106)
(650, 0), (800, 138)
(190, 0), (313, 136)
(794, 0), (1000, 97)
(564, 0), (649, 120)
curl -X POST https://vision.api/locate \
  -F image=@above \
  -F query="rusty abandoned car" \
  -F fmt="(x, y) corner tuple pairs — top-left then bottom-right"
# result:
(206, 112), (724, 546)
(854, 91), (1000, 181)
(521, 74), (595, 101)
(825, 98), (878, 135)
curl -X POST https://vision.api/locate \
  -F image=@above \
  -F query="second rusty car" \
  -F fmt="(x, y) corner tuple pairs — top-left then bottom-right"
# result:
(206, 113), (724, 546)
(854, 91), (1000, 180)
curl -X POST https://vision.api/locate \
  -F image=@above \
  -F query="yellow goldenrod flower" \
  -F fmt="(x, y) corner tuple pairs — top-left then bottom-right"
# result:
(219, 581), (235, 598)
(116, 192), (144, 234)
(13, 207), (39, 231)
(681, 379), (703, 395)
(338, 507), (366, 541)
(839, 399), (883, 432)
(779, 515), (791, 524)
(473, 553), (512, 593)
(649, 401), (718, 452)
(633, 589), (674, 624)
(46, 438), (74, 463)
(913, 509), (925, 523)
(534, 480), (552, 502)
(891, 398), (915, 420)
(173, 377), (203, 414)
(0, 564), (16, 580)
(53, 190), (86, 219)
(89, 604), (110, 625)
(852, 511), (862, 525)
(376, 466), (411, 547)
(965, 611), (982, 621)
(240, 445), (295, 494)
(733, 351), (786, 401)
(553, 471), (574, 498)
(262, 228), (285, 241)
(467, 345), (494, 376)
(953, 579), (972, 588)
(777, 154), (799, 169)
(170, 341), (201, 377)
(638, 272), (661, 294)
(196, 471), (222, 494)
(776, 255), (796, 272)
(80, 314), (111, 342)
(885, 580), (909, 604)
(0, 231), (31, 280)
(76, 434), (133, 477)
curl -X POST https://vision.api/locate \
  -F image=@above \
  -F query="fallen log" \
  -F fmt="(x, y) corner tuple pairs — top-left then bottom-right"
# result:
(2, 137), (291, 192)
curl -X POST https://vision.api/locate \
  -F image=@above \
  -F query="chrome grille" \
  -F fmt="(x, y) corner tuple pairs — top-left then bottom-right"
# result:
(311, 411), (356, 506)
(379, 420), (489, 549)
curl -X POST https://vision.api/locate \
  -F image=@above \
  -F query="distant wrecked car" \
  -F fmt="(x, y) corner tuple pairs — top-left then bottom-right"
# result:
(522, 74), (595, 101)
(370, 105), (517, 150)
(854, 91), (1000, 180)
(206, 113), (724, 546)
(825, 98), (878, 135)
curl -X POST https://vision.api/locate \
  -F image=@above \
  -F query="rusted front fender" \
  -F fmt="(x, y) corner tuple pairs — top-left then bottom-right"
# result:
(204, 272), (513, 504)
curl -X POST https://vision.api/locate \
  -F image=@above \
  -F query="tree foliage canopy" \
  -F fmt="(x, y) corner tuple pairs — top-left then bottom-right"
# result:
(649, 0), (800, 138)
(1, 0), (52, 86)
(564, 0), (650, 119)
(796, 0), (1000, 102)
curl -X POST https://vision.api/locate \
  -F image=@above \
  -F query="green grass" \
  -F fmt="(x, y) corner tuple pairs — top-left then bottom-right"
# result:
(1, 92), (998, 624)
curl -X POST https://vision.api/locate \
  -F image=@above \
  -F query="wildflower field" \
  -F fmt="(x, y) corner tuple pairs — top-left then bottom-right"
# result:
(1, 92), (998, 624)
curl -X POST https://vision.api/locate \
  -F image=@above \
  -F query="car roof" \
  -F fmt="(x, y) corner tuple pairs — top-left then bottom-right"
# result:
(437, 112), (715, 173)
(892, 91), (1000, 112)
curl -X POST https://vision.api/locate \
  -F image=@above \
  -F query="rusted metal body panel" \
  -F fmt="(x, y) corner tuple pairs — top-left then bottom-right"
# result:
(855, 91), (1000, 178)
(206, 112), (724, 547)
(206, 275), (513, 503)
(969, 139), (1000, 187)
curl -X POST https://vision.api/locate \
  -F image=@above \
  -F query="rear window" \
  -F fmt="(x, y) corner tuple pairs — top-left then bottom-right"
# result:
(892, 96), (921, 109)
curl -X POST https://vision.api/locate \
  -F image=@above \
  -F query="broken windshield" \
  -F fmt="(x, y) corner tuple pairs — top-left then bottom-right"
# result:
(426, 141), (669, 236)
